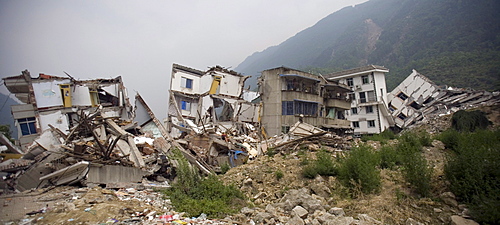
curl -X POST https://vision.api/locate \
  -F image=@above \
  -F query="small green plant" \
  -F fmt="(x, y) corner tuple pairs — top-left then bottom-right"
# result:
(437, 129), (460, 151)
(300, 149), (337, 179)
(163, 148), (246, 218)
(338, 144), (381, 195)
(266, 147), (277, 157)
(275, 170), (284, 180)
(220, 163), (230, 174)
(416, 130), (433, 147)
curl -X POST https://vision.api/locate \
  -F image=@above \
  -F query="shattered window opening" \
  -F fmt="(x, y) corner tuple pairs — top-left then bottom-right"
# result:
(409, 101), (423, 110)
(18, 117), (37, 136)
(398, 113), (407, 121)
(352, 121), (360, 128)
(397, 92), (409, 101)
(388, 103), (397, 112)
(367, 120), (376, 128)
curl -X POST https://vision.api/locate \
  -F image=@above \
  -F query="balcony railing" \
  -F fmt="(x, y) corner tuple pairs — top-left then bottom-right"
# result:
(324, 98), (351, 109)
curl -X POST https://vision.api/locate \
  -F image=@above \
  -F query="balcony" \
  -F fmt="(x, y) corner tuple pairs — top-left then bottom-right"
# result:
(323, 118), (351, 128)
(357, 96), (379, 106)
(324, 98), (351, 110)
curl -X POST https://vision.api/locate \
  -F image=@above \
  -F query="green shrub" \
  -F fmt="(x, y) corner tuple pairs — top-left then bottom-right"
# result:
(301, 149), (337, 179)
(378, 145), (401, 169)
(451, 110), (492, 132)
(266, 147), (277, 157)
(163, 149), (246, 218)
(417, 130), (433, 147)
(437, 129), (460, 151)
(220, 163), (230, 174)
(445, 129), (500, 224)
(396, 131), (432, 197)
(338, 144), (381, 195)
(361, 129), (396, 144)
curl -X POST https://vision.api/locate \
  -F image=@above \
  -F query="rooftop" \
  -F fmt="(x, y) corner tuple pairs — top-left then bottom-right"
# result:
(324, 65), (388, 79)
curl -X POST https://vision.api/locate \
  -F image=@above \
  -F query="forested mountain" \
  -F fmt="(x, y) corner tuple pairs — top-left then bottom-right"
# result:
(236, 0), (500, 91)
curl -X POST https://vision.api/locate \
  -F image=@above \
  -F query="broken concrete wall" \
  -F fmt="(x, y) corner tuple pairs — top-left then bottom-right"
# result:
(31, 80), (69, 108)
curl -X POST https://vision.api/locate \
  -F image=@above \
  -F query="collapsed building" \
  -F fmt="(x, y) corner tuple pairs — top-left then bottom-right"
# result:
(387, 69), (500, 129)
(2, 70), (133, 151)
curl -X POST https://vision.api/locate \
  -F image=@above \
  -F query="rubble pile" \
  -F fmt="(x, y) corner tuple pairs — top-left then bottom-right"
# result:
(1, 109), (173, 193)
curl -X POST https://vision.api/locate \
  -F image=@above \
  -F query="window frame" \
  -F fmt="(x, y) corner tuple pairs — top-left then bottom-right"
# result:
(362, 75), (369, 84)
(351, 107), (358, 115)
(367, 120), (376, 128)
(181, 100), (191, 111)
(352, 121), (360, 128)
(365, 105), (373, 113)
(18, 117), (37, 136)
(181, 77), (193, 89)
(346, 78), (354, 87)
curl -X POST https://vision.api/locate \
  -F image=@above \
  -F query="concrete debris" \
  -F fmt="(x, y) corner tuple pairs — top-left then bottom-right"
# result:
(388, 69), (500, 130)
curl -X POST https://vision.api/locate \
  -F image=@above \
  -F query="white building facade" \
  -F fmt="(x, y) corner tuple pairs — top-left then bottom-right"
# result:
(325, 65), (394, 135)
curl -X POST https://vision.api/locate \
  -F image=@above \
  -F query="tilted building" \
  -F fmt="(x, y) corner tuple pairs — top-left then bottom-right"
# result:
(259, 66), (352, 137)
(325, 65), (394, 135)
(2, 70), (133, 151)
(167, 64), (260, 138)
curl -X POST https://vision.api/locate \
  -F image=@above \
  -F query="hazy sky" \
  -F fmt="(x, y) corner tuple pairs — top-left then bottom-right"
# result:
(0, 0), (368, 119)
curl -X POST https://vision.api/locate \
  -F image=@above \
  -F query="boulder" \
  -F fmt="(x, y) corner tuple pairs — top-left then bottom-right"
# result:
(328, 207), (345, 217)
(292, 205), (308, 218)
(450, 215), (479, 225)
(440, 192), (458, 207)
(286, 215), (305, 225)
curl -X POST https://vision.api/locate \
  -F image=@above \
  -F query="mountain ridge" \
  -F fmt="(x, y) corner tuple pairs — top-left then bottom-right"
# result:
(236, 0), (500, 91)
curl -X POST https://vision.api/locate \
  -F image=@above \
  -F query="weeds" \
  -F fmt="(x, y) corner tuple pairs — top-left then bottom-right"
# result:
(338, 144), (381, 195)
(162, 148), (246, 218)
(301, 149), (337, 179)
(275, 170), (284, 180)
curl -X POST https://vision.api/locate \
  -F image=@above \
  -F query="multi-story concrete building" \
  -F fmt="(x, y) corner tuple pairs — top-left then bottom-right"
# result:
(167, 64), (259, 137)
(325, 65), (394, 135)
(2, 70), (133, 150)
(259, 66), (352, 136)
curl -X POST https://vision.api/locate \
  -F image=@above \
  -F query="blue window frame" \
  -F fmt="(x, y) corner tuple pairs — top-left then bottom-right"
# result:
(18, 117), (37, 135)
(181, 100), (191, 111)
(281, 100), (318, 116)
(181, 77), (193, 89)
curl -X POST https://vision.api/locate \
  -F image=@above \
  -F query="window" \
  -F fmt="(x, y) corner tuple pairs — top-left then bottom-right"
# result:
(367, 120), (376, 128)
(282, 101), (294, 115)
(397, 113), (407, 120)
(348, 93), (356, 101)
(362, 75), (369, 84)
(352, 121), (360, 128)
(181, 100), (191, 111)
(282, 100), (318, 116)
(359, 92), (366, 103)
(365, 105), (373, 113)
(397, 92), (409, 101)
(18, 117), (37, 135)
(281, 126), (290, 134)
(346, 78), (354, 87)
(367, 91), (376, 102)
(388, 103), (397, 112)
(351, 108), (358, 115)
(181, 77), (193, 89)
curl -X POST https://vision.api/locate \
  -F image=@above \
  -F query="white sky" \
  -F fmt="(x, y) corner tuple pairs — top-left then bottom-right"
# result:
(0, 0), (368, 119)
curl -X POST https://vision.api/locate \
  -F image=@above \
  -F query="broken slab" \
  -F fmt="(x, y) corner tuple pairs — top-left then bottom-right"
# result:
(86, 164), (149, 185)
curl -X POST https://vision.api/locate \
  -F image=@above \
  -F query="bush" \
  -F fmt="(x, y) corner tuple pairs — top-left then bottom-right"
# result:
(378, 145), (401, 169)
(301, 149), (337, 179)
(396, 131), (432, 197)
(437, 129), (460, 151)
(338, 144), (381, 195)
(361, 129), (396, 144)
(163, 149), (246, 218)
(445, 129), (500, 224)
(220, 163), (231, 174)
(451, 110), (492, 132)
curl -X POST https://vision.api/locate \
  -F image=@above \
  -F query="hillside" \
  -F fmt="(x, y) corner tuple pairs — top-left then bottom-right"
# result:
(236, 0), (500, 91)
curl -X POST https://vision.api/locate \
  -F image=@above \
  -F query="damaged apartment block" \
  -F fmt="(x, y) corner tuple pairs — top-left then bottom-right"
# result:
(387, 69), (500, 129)
(2, 70), (133, 151)
(259, 67), (352, 137)
(167, 64), (261, 169)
